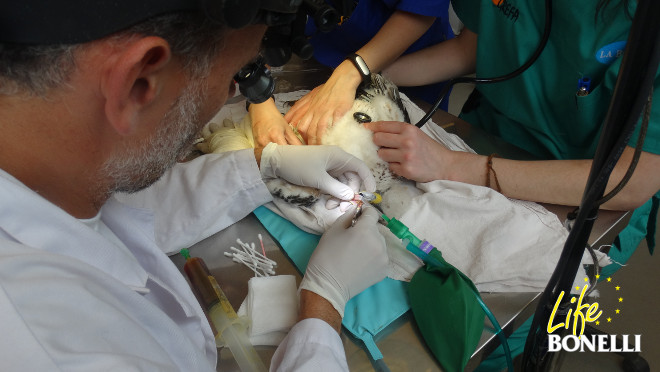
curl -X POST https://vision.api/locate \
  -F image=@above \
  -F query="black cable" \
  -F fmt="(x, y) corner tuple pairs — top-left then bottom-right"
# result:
(522, 0), (660, 369)
(531, 2), (660, 306)
(527, 13), (660, 365)
(415, 0), (553, 128)
(584, 243), (600, 297)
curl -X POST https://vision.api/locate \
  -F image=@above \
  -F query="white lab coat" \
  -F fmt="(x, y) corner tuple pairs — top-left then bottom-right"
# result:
(0, 150), (346, 371)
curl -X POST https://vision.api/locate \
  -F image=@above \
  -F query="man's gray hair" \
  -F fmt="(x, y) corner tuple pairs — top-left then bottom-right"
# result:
(0, 12), (227, 96)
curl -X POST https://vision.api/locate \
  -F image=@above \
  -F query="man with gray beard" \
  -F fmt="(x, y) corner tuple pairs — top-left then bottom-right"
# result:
(0, 2), (388, 371)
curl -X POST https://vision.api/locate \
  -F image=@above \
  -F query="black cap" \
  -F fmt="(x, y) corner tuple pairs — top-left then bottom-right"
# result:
(0, 0), (262, 45)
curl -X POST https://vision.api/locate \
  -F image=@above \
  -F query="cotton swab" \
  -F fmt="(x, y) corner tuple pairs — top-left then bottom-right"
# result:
(225, 236), (278, 277)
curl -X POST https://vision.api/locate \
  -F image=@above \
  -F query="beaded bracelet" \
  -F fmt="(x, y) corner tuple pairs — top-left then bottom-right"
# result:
(485, 153), (502, 193)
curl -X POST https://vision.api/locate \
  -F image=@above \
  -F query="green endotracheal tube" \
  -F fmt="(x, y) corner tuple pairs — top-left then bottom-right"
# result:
(380, 214), (436, 263)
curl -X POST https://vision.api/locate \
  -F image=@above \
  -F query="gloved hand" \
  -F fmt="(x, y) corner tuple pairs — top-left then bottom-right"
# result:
(325, 171), (361, 212)
(299, 205), (388, 317)
(259, 143), (376, 201)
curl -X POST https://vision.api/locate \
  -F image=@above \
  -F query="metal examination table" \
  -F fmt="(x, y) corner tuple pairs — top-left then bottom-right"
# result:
(170, 58), (630, 371)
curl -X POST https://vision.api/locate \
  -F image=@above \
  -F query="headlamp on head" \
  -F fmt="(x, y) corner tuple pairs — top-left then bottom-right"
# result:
(234, 56), (275, 104)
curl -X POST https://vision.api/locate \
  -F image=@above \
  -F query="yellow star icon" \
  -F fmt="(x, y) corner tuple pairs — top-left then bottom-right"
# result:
(607, 277), (612, 282)
(616, 309), (620, 314)
(584, 277), (589, 282)
(596, 320), (600, 326)
(619, 297), (623, 302)
(596, 274), (600, 279)
(615, 286), (620, 291)
(575, 286), (580, 291)
(607, 317), (612, 322)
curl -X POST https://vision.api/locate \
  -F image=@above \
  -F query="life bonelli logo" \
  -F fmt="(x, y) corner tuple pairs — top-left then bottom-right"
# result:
(546, 276), (641, 353)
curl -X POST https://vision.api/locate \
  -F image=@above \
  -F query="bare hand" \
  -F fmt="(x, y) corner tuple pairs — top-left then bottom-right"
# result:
(284, 62), (361, 145)
(250, 98), (303, 147)
(366, 121), (452, 182)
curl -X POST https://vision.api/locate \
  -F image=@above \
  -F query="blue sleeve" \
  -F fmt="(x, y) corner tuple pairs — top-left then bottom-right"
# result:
(392, 0), (455, 55)
(390, 0), (452, 17)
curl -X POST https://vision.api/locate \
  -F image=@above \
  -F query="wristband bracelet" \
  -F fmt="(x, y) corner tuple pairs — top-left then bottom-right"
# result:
(345, 53), (371, 84)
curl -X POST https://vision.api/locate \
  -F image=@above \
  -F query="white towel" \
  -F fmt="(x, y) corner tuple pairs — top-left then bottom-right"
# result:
(237, 275), (298, 346)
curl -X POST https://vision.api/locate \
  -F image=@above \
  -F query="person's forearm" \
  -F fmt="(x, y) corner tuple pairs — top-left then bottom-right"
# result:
(454, 154), (596, 207)
(447, 146), (660, 211)
(298, 289), (342, 334)
(357, 10), (436, 74)
(383, 27), (478, 86)
(330, 11), (436, 92)
(248, 97), (279, 118)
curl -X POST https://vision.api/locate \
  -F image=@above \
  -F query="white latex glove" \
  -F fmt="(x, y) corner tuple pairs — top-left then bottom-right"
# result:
(325, 171), (361, 211)
(299, 205), (388, 317)
(260, 143), (376, 201)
